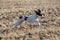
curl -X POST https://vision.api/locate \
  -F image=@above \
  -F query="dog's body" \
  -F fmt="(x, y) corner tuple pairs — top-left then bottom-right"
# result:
(12, 9), (44, 28)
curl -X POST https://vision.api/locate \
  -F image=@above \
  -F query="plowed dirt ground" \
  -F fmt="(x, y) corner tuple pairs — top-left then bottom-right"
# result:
(0, 0), (60, 40)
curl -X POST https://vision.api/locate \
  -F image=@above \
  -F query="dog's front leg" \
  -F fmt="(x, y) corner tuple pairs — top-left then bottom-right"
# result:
(35, 19), (44, 28)
(35, 19), (41, 26)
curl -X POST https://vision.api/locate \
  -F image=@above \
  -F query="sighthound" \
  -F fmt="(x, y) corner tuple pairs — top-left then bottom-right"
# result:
(12, 9), (44, 28)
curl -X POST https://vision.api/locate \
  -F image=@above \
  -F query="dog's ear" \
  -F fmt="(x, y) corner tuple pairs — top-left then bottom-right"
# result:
(37, 9), (41, 13)
(34, 10), (38, 13)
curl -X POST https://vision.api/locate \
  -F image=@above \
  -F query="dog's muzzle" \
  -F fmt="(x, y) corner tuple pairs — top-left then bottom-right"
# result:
(41, 15), (44, 19)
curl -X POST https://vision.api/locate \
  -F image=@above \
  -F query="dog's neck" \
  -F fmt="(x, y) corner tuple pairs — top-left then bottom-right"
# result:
(35, 13), (39, 17)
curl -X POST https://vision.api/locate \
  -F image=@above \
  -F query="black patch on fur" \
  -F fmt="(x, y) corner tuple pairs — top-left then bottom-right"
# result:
(25, 17), (28, 20)
(35, 9), (42, 16)
(19, 16), (23, 19)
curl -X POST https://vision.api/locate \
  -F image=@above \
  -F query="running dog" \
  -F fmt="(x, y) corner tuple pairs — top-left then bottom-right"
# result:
(12, 9), (44, 28)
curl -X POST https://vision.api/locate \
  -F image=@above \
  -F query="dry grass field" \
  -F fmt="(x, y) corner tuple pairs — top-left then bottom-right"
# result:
(0, 0), (60, 40)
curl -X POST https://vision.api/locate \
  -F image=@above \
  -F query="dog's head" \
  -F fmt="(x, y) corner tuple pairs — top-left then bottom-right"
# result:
(35, 9), (44, 18)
